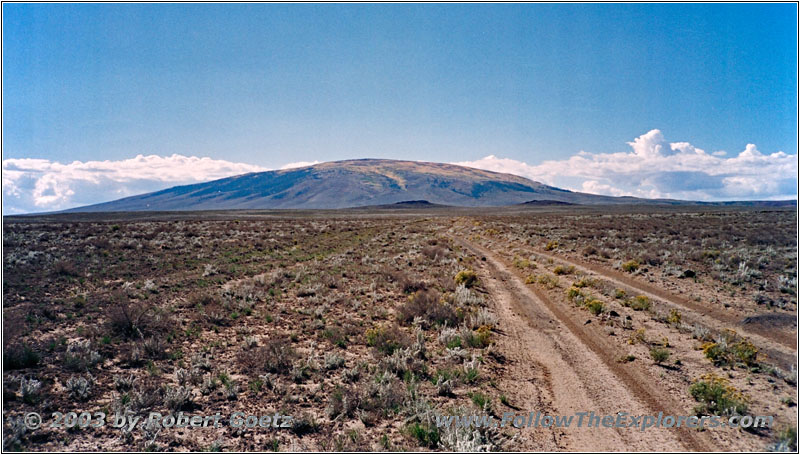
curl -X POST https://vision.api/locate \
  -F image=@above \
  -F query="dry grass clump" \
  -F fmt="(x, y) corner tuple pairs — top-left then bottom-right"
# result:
(365, 324), (411, 356)
(53, 259), (81, 277)
(240, 337), (297, 374)
(397, 290), (459, 328)
(512, 256), (535, 270)
(63, 340), (103, 371)
(326, 372), (407, 422)
(107, 292), (168, 339)
(384, 268), (428, 294)
(421, 245), (449, 261)
(553, 264), (576, 275)
(532, 273), (560, 289)
(65, 375), (94, 401)
(582, 245), (598, 256)
(453, 284), (484, 307)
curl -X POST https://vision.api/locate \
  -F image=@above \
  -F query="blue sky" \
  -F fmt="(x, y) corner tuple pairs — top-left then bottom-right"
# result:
(3, 4), (797, 212)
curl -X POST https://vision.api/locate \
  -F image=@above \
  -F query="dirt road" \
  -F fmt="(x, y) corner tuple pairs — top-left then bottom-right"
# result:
(452, 235), (713, 451)
(528, 248), (797, 367)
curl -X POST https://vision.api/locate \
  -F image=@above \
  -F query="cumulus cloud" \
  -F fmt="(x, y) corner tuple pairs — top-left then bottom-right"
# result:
(455, 129), (797, 202)
(3, 154), (269, 214)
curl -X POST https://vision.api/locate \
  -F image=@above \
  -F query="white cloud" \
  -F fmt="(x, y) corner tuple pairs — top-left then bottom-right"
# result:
(280, 160), (321, 170)
(4, 130), (796, 213)
(3, 154), (269, 214)
(455, 129), (797, 201)
(581, 180), (630, 197)
(627, 129), (669, 157)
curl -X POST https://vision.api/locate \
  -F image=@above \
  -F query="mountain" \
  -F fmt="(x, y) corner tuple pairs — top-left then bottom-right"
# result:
(359, 200), (452, 209)
(518, 199), (575, 206)
(68, 158), (653, 212)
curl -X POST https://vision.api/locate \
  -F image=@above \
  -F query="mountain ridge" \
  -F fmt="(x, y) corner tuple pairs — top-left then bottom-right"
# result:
(67, 158), (669, 212)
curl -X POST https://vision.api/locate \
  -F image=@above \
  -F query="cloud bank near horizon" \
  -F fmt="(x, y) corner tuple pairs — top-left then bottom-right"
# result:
(2, 154), (270, 214)
(455, 130), (797, 202)
(3, 130), (796, 214)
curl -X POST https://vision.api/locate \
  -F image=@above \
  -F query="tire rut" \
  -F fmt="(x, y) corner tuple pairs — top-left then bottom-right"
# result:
(487, 282), (561, 450)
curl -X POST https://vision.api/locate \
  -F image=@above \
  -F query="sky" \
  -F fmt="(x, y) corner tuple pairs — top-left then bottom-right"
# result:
(2, 3), (797, 213)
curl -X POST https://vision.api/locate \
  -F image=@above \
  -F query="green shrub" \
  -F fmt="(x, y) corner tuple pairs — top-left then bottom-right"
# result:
(701, 329), (758, 368)
(470, 391), (490, 409)
(536, 274), (560, 289)
(573, 278), (596, 288)
(430, 368), (461, 385)
(407, 422), (439, 448)
(649, 347), (670, 364)
(445, 337), (462, 350)
(463, 326), (492, 348)
(689, 373), (748, 415)
(464, 367), (479, 383)
(365, 324), (410, 356)
(512, 257), (533, 269)
(628, 295), (651, 311)
(566, 286), (583, 300)
(667, 309), (682, 325)
(249, 379), (264, 393)
(322, 327), (348, 348)
(544, 240), (559, 251)
(454, 270), (478, 288)
(553, 265), (575, 275)
(614, 288), (627, 299)
(4, 344), (40, 370)
(771, 426), (798, 452)
(587, 300), (605, 315)
(621, 260), (639, 273)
